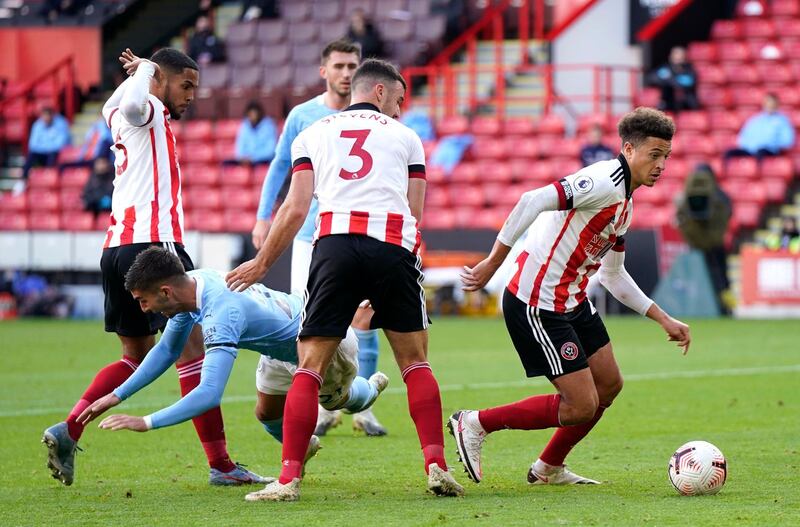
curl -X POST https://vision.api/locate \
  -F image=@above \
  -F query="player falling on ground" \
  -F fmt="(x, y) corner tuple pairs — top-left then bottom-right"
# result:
(77, 247), (388, 480)
(42, 48), (265, 487)
(227, 59), (464, 501)
(251, 39), (388, 437)
(450, 107), (691, 486)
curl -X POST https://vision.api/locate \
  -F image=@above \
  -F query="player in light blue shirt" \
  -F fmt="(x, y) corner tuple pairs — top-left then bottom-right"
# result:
(77, 247), (387, 475)
(251, 39), (387, 437)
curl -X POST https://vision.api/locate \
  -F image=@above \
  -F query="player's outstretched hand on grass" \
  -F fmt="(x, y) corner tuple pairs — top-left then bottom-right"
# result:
(461, 258), (500, 291)
(661, 316), (691, 355)
(226, 259), (266, 292)
(77, 393), (122, 425)
(98, 414), (148, 432)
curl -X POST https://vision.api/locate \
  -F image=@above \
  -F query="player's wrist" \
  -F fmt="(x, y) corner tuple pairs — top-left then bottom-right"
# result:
(142, 415), (153, 430)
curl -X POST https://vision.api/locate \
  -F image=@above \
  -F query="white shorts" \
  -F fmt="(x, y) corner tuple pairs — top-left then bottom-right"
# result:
(255, 327), (360, 410)
(290, 238), (313, 298)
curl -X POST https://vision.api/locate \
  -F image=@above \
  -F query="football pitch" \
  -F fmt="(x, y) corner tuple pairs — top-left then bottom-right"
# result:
(1, 317), (798, 526)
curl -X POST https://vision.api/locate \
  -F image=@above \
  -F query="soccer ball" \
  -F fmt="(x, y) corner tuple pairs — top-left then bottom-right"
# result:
(668, 441), (727, 496)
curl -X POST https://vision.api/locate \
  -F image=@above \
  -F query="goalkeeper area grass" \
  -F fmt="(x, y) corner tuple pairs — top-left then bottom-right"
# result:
(1, 317), (798, 526)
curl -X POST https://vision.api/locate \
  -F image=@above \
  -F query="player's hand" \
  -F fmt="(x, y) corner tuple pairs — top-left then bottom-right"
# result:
(98, 414), (149, 432)
(251, 219), (271, 250)
(460, 258), (500, 291)
(77, 393), (121, 425)
(119, 48), (159, 78)
(226, 259), (267, 292)
(661, 316), (691, 355)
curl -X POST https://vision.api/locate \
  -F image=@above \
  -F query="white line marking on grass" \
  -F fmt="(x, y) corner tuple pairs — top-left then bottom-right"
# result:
(5, 364), (800, 418)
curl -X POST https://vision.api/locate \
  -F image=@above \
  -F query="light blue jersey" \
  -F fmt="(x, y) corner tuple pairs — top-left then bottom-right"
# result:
(256, 94), (339, 242)
(113, 269), (303, 429)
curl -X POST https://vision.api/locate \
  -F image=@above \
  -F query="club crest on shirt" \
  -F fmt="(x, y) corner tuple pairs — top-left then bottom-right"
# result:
(574, 175), (593, 194)
(560, 342), (579, 360)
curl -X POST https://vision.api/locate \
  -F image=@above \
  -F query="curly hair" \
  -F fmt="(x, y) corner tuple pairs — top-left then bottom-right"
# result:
(124, 246), (185, 292)
(617, 107), (675, 147)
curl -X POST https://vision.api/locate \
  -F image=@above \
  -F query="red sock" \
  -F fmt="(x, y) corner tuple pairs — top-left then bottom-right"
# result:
(65, 355), (140, 441)
(539, 404), (609, 466)
(279, 369), (322, 484)
(402, 362), (447, 474)
(478, 394), (561, 434)
(177, 357), (235, 472)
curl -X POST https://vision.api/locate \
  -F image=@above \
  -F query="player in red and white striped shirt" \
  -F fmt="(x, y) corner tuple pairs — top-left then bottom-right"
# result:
(227, 59), (463, 501)
(450, 107), (691, 487)
(43, 48), (266, 487)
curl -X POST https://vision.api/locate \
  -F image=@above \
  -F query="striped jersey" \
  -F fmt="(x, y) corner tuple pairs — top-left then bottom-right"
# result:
(290, 102), (426, 253)
(101, 94), (184, 248)
(508, 154), (634, 313)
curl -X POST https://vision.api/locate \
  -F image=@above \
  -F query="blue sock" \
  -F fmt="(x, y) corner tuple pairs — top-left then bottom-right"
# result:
(261, 417), (283, 443)
(343, 376), (378, 413)
(355, 328), (379, 379)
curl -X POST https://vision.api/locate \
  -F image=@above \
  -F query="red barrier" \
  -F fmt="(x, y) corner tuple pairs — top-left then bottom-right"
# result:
(740, 246), (800, 306)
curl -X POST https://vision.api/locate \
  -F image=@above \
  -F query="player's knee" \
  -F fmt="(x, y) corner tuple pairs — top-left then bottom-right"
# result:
(559, 392), (599, 425)
(254, 404), (277, 422)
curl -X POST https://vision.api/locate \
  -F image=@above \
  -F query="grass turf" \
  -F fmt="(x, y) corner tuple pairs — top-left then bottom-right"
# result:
(0, 317), (798, 526)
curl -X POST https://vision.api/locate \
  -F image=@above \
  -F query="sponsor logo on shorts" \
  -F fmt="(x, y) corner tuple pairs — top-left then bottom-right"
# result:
(560, 342), (579, 360)
(575, 175), (593, 193)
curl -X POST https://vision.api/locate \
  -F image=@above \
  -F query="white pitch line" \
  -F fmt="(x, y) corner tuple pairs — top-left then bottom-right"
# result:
(3, 364), (799, 419)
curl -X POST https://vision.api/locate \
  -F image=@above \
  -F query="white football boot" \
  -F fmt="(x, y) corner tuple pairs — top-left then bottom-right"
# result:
(314, 407), (342, 436)
(527, 459), (600, 485)
(427, 463), (465, 497)
(447, 410), (486, 483)
(245, 478), (302, 502)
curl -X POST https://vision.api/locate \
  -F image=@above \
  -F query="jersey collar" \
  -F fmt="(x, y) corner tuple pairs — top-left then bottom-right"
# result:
(617, 153), (632, 198)
(345, 102), (380, 112)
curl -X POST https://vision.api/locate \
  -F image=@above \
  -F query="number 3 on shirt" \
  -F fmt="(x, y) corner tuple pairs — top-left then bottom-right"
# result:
(339, 129), (373, 180)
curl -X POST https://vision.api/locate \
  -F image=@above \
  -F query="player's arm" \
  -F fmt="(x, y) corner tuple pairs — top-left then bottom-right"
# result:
(98, 347), (237, 432)
(407, 178), (426, 223)
(461, 184), (560, 291)
(407, 133), (427, 222)
(77, 316), (193, 424)
(117, 55), (158, 127)
(252, 112), (299, 248)
(599, 245), (691, 354)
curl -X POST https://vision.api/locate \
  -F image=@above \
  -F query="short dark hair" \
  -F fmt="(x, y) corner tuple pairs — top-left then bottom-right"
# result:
(617, 107), (675, 147)
(321, 39), (361, 64)
(150, 48), (199, 75)
(245, 100), (263, 116)
(124, 246), (186, 292)
(352, 58), (406, 92)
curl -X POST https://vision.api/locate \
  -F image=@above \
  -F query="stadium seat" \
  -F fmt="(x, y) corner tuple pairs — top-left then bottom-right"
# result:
(28, 167), (59, 189)
(256, 20), (288, 44)
(722, 63), (759, 85)
(59, 188), (84, 211)
(343, 0), (374, 16)
(450, 162), (479, 183)
(317, 20), (349, 43)
(504, 117), (536, 136)
(28, 212), (61, 230)
(470, 137), (506, 159)
(697, 85), (732, 109)
(228, 43), (260, 66)
(227, 22), (257, 46)
(731, 202), (761, 230)
(760, 156), (794, 181)
(182, 163), (220, 187)
(576, 113), (612, 133)
(468, 208), (506, 230)
(687, 42), (718, 63)
(536, 135), (562, 157)
(260, 41), (291, 67)
(470, 116), (502, 136)
(378, 18), (414, 41)
(422, 208), (456, 229)
(311, 0), (341, 22)
(221, 164), (253, 185)
(717, 41), (752, 62)
(676, 111), (710, 133)
(696, 63), (726, 85)
(710, 131), (737, 154)
(4, 119), (25, 143)
(214, 119), (241, 142)
(182, 120), (213, 142)
(0, 192), (27, 212)
(741, 18), (775, 39)
(373, 0), (406, 18)
(664, 157), (689, 181)
(774, 18), (800, 37)
(191, 88), (220, 120)
(222, 209), (258, 233)
(507, 136), (538, 159)
(0, 212), (28, 230)
(757, 62), (794, 86)
(287, 21), (318, 43)
(555, 137), (582, 159)
(425, 186), (450, 208)
(477, 159), (513, 183)
(551, 159), (581, 177)
(709, 110), (745, 133)
(763, 178), (788, 203)
(230, 64), (264, 89)
(536, 113), (566, 135)
(414, 15), (446, 42)
(524, 159), (556, 185)
(26, 189), (60, 212)
(221, 187), (256, 210)
(481, 182), (506, 206)
(61, 211), (95, 231)
(427, 165), (446, 183)
(182, 141), (217, 164)
(282, 1), (312, 22)
(185, 210), (224, 232)
(448, 185), (484, 208)
(262, 64), (293, 89)
(436, 115), (469, 136)
(724, 157), (759, 180)
(772, 0), (800, 17)
(710, 19), (742, 40)
(729, 86), (766, 109)
(293, 42), (322, 63)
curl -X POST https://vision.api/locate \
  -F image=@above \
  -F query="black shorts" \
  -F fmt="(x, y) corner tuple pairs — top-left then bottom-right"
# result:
(299, 234), (429, 338)
(100, 242), (194, 337)
(502, 289), (610, 380)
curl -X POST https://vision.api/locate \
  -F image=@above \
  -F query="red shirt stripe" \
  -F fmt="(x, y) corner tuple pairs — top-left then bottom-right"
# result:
(348, 210), (369, 235)
(120, 206), (136, 245)
(530, 209), (577, 306)
(552, 205), (618, 312)
(318, 211), (333, 237)
(385, 212), (404, 245)
(507, 250), (529, 296)
(148, 127), (160, 243)
(163, 114), (182, 244)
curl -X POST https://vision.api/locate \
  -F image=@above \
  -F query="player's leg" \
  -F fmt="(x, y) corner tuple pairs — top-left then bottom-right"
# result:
(529, 302), (617, 485)
(43, 245), (155, 486)
(351, 304), (387, 436)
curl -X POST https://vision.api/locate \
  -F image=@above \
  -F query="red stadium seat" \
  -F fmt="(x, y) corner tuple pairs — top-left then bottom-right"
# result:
(763, 178), (788, 203)
(422, 208), (456, 229)
(729, 86), (766, 109)
(61, 212), (95, 231)
(181, 141), (217, 164)
(758, 62), (794, 86)
(450, 162), (479, 183)
(311, 0), (341, 22)
(742, 18), (775, 39)
(717, 41), (752, 62)
(60, 167), (91, 188)
(477, 160), (513, 183)
(504, 118), (536, 136)
(709, 110), (746, 133)
(426, 165), (447, 184)
(415, 15), (446, 42)
(469, 208), (506, 230)
(182, 163), (220, 187)
(437, 115), (469, 136)
(722, 63), (759, 85)
(687, 42), (718, 63)
(255, 19), (287, 44)
(57, 146), (82, 165)
(214, 119), (242, 141)
(187, 211), (224, 232)
(0, 212), (28, 231)
(664, 157), (689, 182)
(0, 192), (28, 212)
(724, 157), (759, 180)
(731, 202), (761, 230)
(227, 22), (257, 46)
(214, 140), (236, 162)
(26, 189), (60, 212)
(28, 212), (61, 230)
(507, 136), (539, 159)
(183, 187), (222, 211)
(673, 133), (715, 157)
(4, 119), (25, 143)
(220, 164), (253, 186)
(449, 185), (484, 208)
(470, 137), (506, 159)
(379, 18), (414, 41)
(551, 159), (581, 177)
(760, 156), (794, 181)
(220, 187), (256, 210)
(676, 111), (710, 133)
(636, 87), (662, 108)
(772, 0), (800, 17)
(524, 159), (556, 185)
(425, 186), (450, 208)
(696, 63), (726, 86)
(481, 183), (506, 206)
(28, 167), (59, 189)
(710, 20), (742, 40)
(775, 18), (800, 37)
(555, 137), (582, 160)
(222, 210), (258, 233)
(182, 120), (213, 142)
(576, 113), (612, 134)
(710, 131), (737, 154)
(470, 116), (502, 136)
(536, 113), (566, 135)
(59, 188), (84, 211)
(536, 135), (562, 157)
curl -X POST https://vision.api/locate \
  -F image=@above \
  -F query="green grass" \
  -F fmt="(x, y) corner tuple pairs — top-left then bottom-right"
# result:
(1, 317), (799, 526)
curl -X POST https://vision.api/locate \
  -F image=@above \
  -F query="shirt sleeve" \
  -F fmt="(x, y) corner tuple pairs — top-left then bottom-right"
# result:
(290, 128), (312, 174)
(552, 168), (617, 211)
(119, 62), (157, 128)
(408, 132), (426, 180)
(256, 110), (299, 220)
